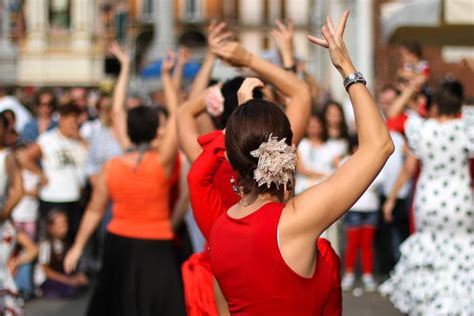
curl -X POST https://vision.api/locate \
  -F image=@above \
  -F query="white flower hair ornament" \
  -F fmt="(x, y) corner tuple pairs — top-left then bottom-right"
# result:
(250, 134), (297, 189)
(205, 85), (225, 117)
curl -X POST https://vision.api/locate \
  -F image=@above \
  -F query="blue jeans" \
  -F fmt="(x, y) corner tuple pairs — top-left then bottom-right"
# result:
(15, 263), (33, 296)
(344, 211), (378, 228)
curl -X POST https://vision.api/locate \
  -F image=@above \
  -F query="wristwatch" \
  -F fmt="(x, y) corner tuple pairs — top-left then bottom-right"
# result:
(283, 65), (297, 73)
(343, 71), (366, 91)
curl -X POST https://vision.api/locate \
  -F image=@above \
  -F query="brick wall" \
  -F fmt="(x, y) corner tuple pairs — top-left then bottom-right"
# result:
(375, 45), (474, 99)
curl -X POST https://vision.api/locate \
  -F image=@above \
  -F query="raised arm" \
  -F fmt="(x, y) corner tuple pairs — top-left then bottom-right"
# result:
(283, 11), (394, 239)
(271, 19), (295, 69)
(1, 154), (24, 220)
(188, 21), (231, 99)
(187, 131), (227, 240)
(172, 47), (190, 101)
(177, 88), (211, 162)
(109, 42), (132, 149)
(158, 50), (180, 176)
(213, 41), (311, 145)
(64, 168), (109, 273)
(170, 157), (190, 231)
(386, 75), (425, 119)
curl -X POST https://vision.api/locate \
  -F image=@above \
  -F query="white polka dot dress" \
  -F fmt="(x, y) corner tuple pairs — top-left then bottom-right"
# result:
(0, 221), (24, 315)
(379, 108), (474, 315)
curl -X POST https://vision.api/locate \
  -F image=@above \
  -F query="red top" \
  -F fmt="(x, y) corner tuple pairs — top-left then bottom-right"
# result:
(184, 130), (238, 316)
(386, 113), (409, 135)
(209, 202), (341, 316)
(106, 152), (174, 240)
(188, 130), (239, 240)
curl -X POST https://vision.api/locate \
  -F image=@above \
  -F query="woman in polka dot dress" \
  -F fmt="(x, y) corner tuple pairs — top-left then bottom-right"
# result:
(380, 81), (474, 315)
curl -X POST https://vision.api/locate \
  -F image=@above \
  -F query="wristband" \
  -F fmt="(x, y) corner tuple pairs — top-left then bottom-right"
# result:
(283, 65), (297, 73)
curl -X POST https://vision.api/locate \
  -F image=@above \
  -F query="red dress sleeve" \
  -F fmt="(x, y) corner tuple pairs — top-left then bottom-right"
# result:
(188, 131), (228, 240)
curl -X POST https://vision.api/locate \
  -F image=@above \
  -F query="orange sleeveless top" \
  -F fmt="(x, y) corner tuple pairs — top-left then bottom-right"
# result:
(105, 152), (174, 240)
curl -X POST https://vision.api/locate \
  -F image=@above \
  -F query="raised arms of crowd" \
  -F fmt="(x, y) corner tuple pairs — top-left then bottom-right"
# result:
(213, 37), (311, 145)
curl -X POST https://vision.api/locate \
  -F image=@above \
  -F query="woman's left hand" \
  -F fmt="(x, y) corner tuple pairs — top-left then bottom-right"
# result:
(308, 10), (355, 77)
(237, 78), (264, 105)
(161, 49), (176, 74)
(213, 42), (253, 68)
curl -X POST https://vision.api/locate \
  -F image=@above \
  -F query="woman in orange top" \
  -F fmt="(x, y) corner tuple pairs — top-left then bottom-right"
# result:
(63, 50), (185, 316)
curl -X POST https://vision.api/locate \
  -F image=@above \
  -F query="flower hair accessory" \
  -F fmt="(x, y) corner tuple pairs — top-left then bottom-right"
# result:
(205, 85), (224, 117)
(250, 134), (296, 188)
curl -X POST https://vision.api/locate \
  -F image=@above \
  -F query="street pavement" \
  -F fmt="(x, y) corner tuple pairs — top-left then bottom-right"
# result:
(26, 287), (403, 316)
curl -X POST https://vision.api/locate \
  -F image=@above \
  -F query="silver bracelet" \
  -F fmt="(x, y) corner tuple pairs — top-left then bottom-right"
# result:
(343, 71), (367, 91)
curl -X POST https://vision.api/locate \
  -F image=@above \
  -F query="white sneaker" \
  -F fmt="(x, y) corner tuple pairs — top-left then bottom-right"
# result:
(341, 273), (355, 291)
(362, 274), (377, 293)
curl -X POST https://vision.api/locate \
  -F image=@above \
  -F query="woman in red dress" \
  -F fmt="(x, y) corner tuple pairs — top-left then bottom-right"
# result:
(199, 11), (394, 315)
(178, 22), (311, 316)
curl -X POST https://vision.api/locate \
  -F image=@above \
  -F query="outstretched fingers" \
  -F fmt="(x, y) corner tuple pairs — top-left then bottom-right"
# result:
(215, 31), (233, 44)
(287, 18), (294, 33)
(209, 21), (227, 39)
(326, 16), (336, 35)
(307, 35), (328, 48)
(275, 19), (288, 34)
(336, 10), (349, 37)
(321, 25), (336, 47)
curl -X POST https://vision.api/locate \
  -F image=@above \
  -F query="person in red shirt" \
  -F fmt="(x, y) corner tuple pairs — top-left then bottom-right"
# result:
(198, 11), (394, 315)
(399, 40), (431, 80)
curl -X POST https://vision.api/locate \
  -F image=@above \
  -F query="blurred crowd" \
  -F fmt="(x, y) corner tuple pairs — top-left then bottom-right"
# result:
(0, 18), (472, 316)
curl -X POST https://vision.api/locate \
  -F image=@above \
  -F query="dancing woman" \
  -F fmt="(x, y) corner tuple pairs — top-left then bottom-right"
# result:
(380, 81), (474, 314)
(178, 21), (311, 316)
(199, 11), (394, 314)
(63, 52), (186, 316)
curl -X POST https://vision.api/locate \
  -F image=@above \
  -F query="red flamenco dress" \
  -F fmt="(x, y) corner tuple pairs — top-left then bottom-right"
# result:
(183, 131), (342, 315)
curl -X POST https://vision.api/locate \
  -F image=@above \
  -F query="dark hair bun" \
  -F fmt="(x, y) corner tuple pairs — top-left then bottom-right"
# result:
(225, 99), (292, 195)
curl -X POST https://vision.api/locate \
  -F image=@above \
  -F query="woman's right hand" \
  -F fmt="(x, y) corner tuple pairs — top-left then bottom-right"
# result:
(237, 78), (264, 105)
(208, 20), (233, 54)
(383, 197), (396, 223)
(213, 42), (252, 68)
(308, 10), (355, 77)
(108, 41), (130, 66)
(64, 245), (83, 274)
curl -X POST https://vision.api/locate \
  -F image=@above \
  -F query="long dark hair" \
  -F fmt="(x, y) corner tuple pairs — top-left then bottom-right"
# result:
(225, 99), (292, 197)
(307, 111), (329, 142)
(322, 100), (350, 141)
